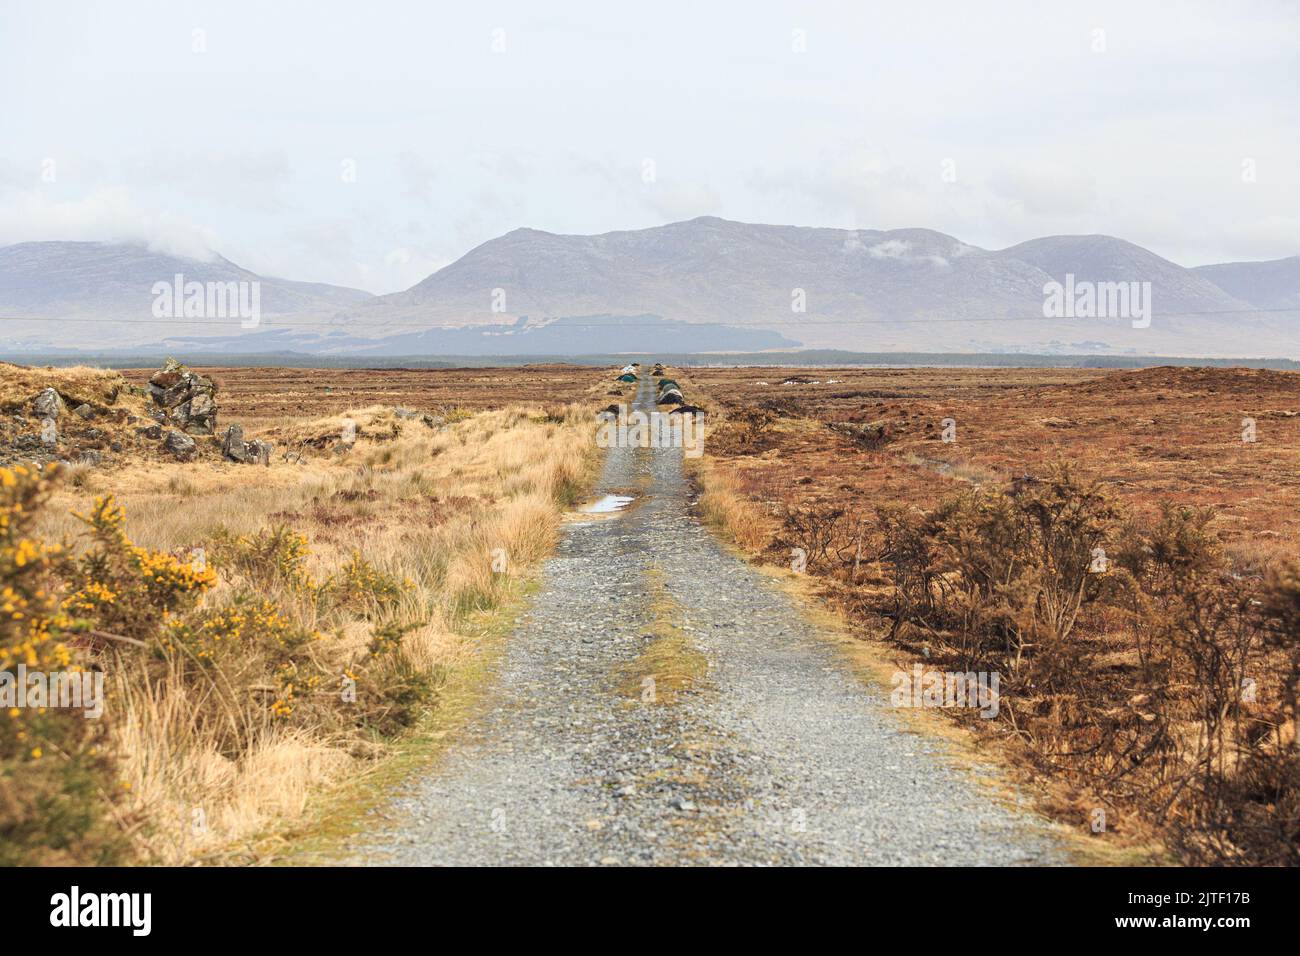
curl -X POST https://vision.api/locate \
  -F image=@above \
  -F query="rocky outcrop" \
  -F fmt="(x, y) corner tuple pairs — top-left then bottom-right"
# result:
(148, 358), (217, 435)
(3, 363), (282, 470)
(32, 387), (64, 420)
(247, 439), (272, 466)
(162, 430), (197, 461)
(221, 424), (248, 462)
(221, 423), (272, 465)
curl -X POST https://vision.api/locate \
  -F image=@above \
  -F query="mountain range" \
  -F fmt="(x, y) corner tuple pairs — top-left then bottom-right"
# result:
(1, 219), (1296, 357)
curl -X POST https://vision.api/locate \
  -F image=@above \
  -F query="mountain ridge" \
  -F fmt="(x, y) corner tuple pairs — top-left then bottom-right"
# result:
(1, 220), (1296, 357)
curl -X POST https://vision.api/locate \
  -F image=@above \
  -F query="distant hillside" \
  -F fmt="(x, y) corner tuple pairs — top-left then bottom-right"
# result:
(340, 217), (1294, 357)
(999, 235), (1246, 314)
(1193, 256), (1300, 310)
(96, 313), (799, 357)
(0, 241), (373, 346)
(2, 222), (1297, 358)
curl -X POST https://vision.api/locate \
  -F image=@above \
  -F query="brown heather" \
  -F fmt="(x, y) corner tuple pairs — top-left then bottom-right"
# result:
(683, 364), (1300, 865)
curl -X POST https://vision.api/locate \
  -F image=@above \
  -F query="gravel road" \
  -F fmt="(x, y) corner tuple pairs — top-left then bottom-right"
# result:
(349, 377), (1066, 866)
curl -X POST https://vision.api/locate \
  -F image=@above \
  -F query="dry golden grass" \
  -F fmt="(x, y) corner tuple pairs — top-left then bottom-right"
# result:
(18, 364), (602, 863)
(687, 456), (776, 555)
(0, 362), (131, 407)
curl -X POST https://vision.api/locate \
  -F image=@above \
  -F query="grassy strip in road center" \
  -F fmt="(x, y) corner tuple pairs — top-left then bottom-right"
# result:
(615, 568), (709, 706)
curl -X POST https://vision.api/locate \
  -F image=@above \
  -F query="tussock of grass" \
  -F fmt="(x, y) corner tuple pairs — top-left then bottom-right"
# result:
(11, 395), (600, 864)
(616, 570), (708, 705)
(0, 362), (132, 409)
(688, 457), (775, 555)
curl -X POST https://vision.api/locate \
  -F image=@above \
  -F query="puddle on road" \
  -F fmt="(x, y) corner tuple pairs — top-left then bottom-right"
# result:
(583, 494), (635, 513)
(566, 493), (638, 522)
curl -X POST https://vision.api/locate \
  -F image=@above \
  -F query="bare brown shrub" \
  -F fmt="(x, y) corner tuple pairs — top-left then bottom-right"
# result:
(878, 470), (1298, 864)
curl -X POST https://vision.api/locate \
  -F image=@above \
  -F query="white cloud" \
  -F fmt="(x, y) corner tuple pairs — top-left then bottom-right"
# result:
(0, 186), (219, 260)
(864, 239), (949, 267)
(867, 239), (911, 259)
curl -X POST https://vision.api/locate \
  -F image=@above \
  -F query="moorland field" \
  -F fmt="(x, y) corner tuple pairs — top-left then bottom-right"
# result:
(2, 360), (1297, 865)
(683, 364), (1300, 864)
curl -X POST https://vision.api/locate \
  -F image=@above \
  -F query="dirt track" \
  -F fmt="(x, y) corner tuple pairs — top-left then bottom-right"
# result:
(348, 377), (1066, 865)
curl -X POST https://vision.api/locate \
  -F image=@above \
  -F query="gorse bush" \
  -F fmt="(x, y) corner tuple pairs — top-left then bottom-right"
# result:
(1, 477), (435, 864)
(757, 455), (1300, 863)
(900, 468), (1120, 674)
(718, 406), (779, 454)
(0, 466), (127, 865)
(68, 493), (217, 644)
(778, 503), (852, 573)
(1110, 506), (1299, 863)
(0, 397), (593, 863)
(330, 551), (414, 614)
(216, 524), (316, 592)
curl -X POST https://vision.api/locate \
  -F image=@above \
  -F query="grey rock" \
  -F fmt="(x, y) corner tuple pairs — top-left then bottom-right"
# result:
(247, 439), (273, 466)
(161, 430), (197, 461)
(221, 424), (248, 462)
(148, 358), (218, 435)
(218, 425), (272, 466)
(188, 391), (216, 419)
(32, 387), (64, 420)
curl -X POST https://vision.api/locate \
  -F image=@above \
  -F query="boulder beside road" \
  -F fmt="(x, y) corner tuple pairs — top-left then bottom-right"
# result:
(148, 358), (218, 435)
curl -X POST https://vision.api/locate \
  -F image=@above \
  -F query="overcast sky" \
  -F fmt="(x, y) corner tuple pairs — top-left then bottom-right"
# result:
(1, 0), (1296, 293)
